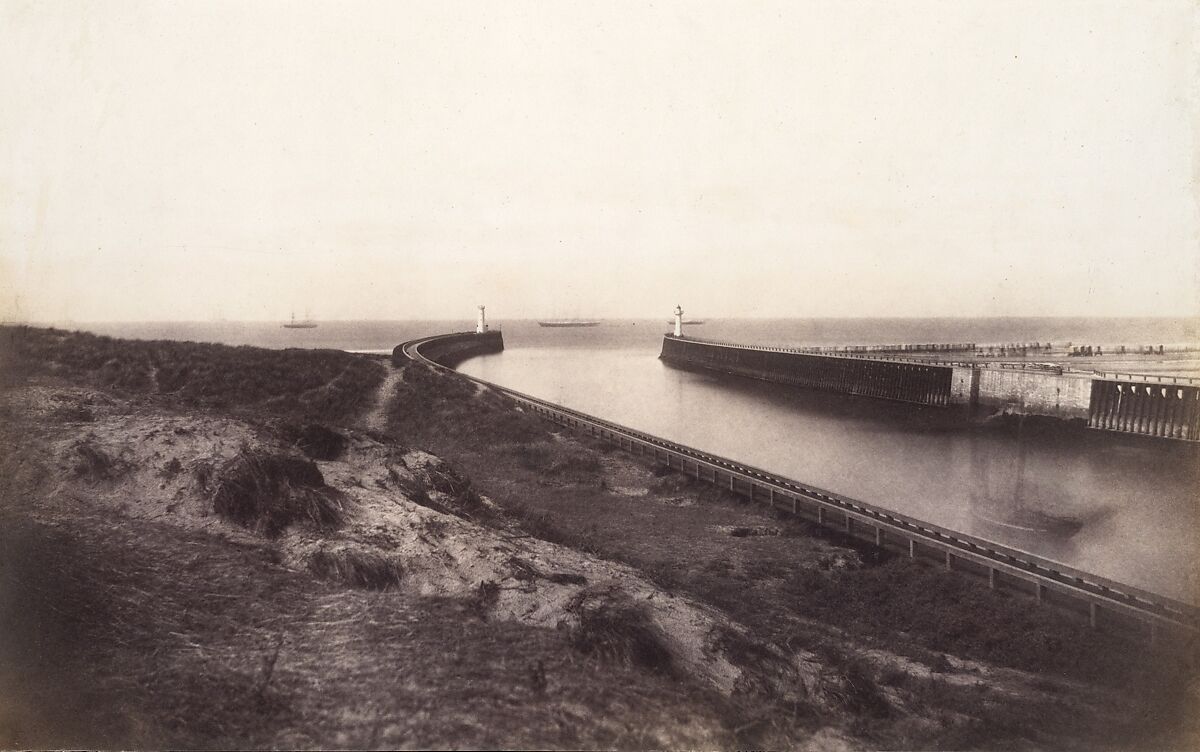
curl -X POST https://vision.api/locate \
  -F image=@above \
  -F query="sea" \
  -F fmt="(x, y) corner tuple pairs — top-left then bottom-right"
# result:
(69, 317), (1200, 603)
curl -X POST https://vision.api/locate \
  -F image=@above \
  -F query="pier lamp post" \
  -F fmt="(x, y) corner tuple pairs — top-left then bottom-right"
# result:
(674, 305), (684, 338)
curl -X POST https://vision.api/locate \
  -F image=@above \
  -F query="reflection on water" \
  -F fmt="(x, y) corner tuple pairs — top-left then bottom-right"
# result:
(459, 346), (1200, 603)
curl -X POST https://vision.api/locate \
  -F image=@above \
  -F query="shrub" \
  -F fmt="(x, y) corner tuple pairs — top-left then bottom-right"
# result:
(470, 579), (502, 619)
(307, 547), (402, 590)
(292, 423), (347, 461)
(818, 648), (891, 719)
(69, 441), (128, 480)
(210, 448), (344, 537)
(568, 595), (673, 674)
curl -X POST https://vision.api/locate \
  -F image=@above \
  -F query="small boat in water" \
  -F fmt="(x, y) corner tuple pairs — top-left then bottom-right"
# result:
(538, 319), (600, 328)
(283, 311), (318, 329)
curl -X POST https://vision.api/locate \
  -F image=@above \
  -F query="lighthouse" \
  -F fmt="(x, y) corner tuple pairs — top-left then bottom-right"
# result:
(476, 305), (488, 334)
(673, 304), (684, 337)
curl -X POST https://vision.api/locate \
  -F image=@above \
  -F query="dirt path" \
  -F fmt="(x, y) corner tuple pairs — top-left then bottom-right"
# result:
(361, 364), (404, 433)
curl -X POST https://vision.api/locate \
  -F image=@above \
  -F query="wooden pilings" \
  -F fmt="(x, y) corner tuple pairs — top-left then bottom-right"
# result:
(1089, 380), (1200, 441)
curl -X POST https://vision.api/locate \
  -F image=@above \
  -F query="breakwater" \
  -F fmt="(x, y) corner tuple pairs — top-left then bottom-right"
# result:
(659, 333), (960, 406)
(661, 334), (1199, 440)
(393, 329), (503, 368)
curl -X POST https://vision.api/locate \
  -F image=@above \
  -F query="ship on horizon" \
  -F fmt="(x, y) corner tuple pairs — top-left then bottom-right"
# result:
(283, 311), (318, 329)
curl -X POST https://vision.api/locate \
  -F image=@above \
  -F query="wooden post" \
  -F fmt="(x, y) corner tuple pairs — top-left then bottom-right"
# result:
(817, 507), (824, 525)
(791, 496), (797, 514)
(769, 488), (775, 506)
(1089, 602), (1098, 629)
(694, 461), (700, 478)
(908, 539), (916, 559)
(875, 526), (882, 547)
(730, 474), (735, 491)
(944, 550), (952, 571)
(988, 568), (997, 590)
(1036, 582), (1045, 604)
(845, 515), (852, 535)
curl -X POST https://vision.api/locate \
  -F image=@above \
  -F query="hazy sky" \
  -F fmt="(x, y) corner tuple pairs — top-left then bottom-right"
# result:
(2, 0), (1197, 322)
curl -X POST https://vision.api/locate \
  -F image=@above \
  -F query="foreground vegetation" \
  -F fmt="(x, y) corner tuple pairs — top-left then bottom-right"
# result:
(0, 325), (385, 425)
(1, 326), (1196, 749)
(387, 355), (1200, 749)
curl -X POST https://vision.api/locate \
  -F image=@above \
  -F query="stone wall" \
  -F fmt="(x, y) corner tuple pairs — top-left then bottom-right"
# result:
(975, 368), (1092, 420)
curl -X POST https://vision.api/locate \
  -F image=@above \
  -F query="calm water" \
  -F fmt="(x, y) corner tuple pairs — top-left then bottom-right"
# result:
(75, 317), (1200, 602)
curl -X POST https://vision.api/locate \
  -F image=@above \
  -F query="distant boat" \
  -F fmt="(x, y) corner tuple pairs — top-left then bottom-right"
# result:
(667, 319), (706, 325)
(283, 311), (318, 329)
(538, 319), (600, 328)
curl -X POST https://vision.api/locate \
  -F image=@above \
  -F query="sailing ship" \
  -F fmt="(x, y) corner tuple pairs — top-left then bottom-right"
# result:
(282, 311), (318, 329)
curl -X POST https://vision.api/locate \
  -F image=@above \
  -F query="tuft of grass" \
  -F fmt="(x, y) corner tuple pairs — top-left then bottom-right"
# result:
(425, 463), (487, 516)
(70, 440), (128, 481)
(210, 448), (344, 537)
(306, 547), (403, 590)
(470, 580), (502, 620)
(161, 457), (184, 478)
(507, 441), (602, 478)
(290, 423), (347, 461)
(820, 648), (891, 719)
(53, 404), (95, 423)
(568, 595), (673, 674)
(877, 663), (912, 688)
(543, 571), (588, 585)
(504, 501), (606, 556)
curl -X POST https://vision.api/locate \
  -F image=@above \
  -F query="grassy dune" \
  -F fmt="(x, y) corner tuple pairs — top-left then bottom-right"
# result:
(0, 327), (1196, 750)
(0, 325), (385, 424)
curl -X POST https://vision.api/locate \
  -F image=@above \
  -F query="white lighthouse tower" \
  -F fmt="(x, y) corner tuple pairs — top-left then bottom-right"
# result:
(673, 304), (684, 337)
(476, 305), (488, 334)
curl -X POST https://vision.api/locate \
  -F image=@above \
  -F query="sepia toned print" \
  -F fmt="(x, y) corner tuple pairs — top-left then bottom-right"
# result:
(1, 1), (1197, 749)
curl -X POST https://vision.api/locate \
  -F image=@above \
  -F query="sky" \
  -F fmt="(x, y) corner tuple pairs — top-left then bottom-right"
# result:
(1, 0), (1197, 322)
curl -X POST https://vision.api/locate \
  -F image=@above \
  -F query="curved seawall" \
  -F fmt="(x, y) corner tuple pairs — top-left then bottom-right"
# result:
(393, 330), (503, 368)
